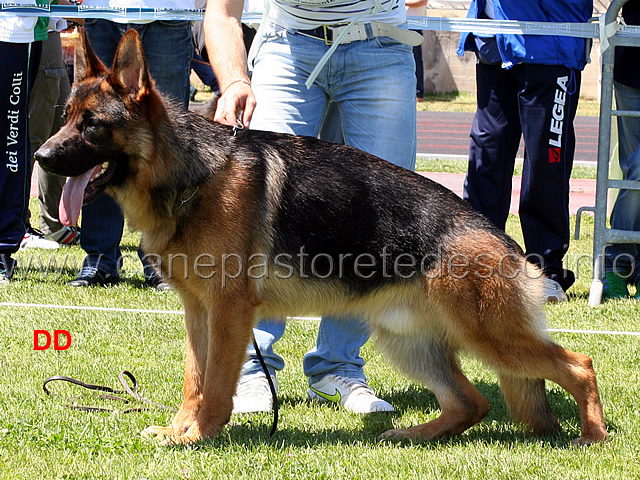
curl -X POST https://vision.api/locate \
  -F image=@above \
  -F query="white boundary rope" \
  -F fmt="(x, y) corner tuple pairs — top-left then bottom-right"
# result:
(2, 302), (639, 337)
(0, 302), (184, 315)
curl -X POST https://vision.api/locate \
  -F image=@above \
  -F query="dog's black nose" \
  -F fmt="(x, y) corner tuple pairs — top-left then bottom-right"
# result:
(34, 146), (54, 170)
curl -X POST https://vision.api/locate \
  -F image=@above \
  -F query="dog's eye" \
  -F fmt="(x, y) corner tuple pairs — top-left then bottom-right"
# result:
(85, 116), (102, 128)
(81, 111), (104, 128)
(81, 115), (109, 142)
(82, 116), (107, 134)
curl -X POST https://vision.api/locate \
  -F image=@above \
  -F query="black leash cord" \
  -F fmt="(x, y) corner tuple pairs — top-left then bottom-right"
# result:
(43, 370), (136, 396)
(42, 339), (279, 436)
(42, 370), (176, 413)
(252, 334), (279, 437)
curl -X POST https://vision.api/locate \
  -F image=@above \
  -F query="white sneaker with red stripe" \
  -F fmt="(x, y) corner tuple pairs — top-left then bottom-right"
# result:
(20, 228), (59, 250)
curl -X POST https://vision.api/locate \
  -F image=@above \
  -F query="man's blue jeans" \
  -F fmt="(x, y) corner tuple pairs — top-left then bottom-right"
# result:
(80, 19), (192, 276)
(605, 80), (640, 283)
(243, 24), (417, 383)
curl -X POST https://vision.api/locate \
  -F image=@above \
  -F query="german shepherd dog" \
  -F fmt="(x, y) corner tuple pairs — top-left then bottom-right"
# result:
(35, 29), (607, 446)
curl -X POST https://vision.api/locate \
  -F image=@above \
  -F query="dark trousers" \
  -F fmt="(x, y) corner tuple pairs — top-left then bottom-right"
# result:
(79, 20), (192, 276)
(0, 41), (42, 270)
(463, 62), (581, 290)
(413, 33), (424, 98)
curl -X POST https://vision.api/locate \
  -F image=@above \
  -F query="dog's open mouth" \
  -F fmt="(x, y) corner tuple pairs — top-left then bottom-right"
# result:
(59, 162), (117, 226)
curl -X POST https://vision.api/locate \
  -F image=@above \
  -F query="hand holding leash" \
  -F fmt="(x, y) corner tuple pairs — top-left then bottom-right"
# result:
(215, 78), (255, 129)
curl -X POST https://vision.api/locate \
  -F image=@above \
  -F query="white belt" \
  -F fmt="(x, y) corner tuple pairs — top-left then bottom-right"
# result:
(298, 22), (424, 47)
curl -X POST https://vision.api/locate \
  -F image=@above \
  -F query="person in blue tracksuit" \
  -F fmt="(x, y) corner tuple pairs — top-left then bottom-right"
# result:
(457, 0), (593, 302)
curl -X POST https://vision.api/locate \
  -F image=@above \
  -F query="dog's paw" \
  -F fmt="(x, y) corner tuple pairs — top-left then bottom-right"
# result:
(159, 433), (203, 446)
(379, 428), (416, 442)
(142, 426), (202, 446)
(572, 434), (608, 447)
(141, 425), (174, 439)
(156, 421), (223, 446)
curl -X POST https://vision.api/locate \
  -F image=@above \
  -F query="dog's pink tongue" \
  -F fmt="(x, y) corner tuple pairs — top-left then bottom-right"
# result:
(59, 166), (101, 226)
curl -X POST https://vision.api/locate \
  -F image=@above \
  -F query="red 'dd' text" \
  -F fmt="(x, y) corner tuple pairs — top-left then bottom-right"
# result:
(34, 330), (71, 351)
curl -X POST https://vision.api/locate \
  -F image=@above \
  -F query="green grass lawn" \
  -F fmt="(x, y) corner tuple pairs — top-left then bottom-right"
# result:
(414, 91), (602, 117)
(415, 157), (599, 179)
(192, 90), (602, 117)
(1, 192), (639, 479)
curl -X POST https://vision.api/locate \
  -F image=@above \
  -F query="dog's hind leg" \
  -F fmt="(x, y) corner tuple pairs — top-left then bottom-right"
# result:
(430, 254), (606, 444)
(499, 342), (607, 446)
(554, 351), (608, 445)
(497, 374), (560, 436)
(466, 328), (607, 445)
(376, 331), (490, 441)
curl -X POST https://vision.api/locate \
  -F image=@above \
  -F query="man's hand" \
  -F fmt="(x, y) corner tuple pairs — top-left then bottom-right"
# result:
(214, 79), (256, 128)
(204, 0), (254, 128)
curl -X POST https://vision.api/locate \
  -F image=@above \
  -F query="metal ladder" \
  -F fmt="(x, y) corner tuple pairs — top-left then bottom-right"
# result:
(576, 0), (640, 305)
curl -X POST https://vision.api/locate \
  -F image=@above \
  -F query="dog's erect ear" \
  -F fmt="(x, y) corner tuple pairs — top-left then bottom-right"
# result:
(110, 29), (153, 99)
(76, 27), (108, 81)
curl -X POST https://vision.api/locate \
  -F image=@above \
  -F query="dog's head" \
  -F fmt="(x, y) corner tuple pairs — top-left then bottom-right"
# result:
(35, 28), (160, 226)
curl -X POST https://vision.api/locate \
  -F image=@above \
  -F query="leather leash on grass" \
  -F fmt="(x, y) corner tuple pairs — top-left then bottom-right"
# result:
(42, 370), (176, 413)
(41, 335), (279, 436)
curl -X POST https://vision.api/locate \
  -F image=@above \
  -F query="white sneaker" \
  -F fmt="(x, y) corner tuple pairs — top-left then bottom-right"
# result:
(0, 268), (11, 285)
(232, 372), (278, 414)
(308, 374), (394, 414)
(543, 278), (568, 303)
(0, 258), (15, 284)
(20, 228), (59, 250)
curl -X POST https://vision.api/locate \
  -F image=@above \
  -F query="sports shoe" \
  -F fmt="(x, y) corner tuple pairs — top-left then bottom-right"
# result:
(46, 226), (81, 246)
(308, 374), (394, 414)
(0, 257), (16, 284)
(602, 271), (630, 300)
(145, 272), (173, 291)
(141, 256), (172, 290)
(0, 267), (11, 284)
(633, 282), (640, 301)
(70, 266), (120, 287)
(543, 278), (568, 303)
(20, 227), (59, 250)
(232, 372), (278, 414)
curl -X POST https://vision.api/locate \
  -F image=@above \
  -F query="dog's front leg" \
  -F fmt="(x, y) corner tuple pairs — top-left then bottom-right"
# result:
(143, 294), (209, 439)
(167, 293), (256, 444)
